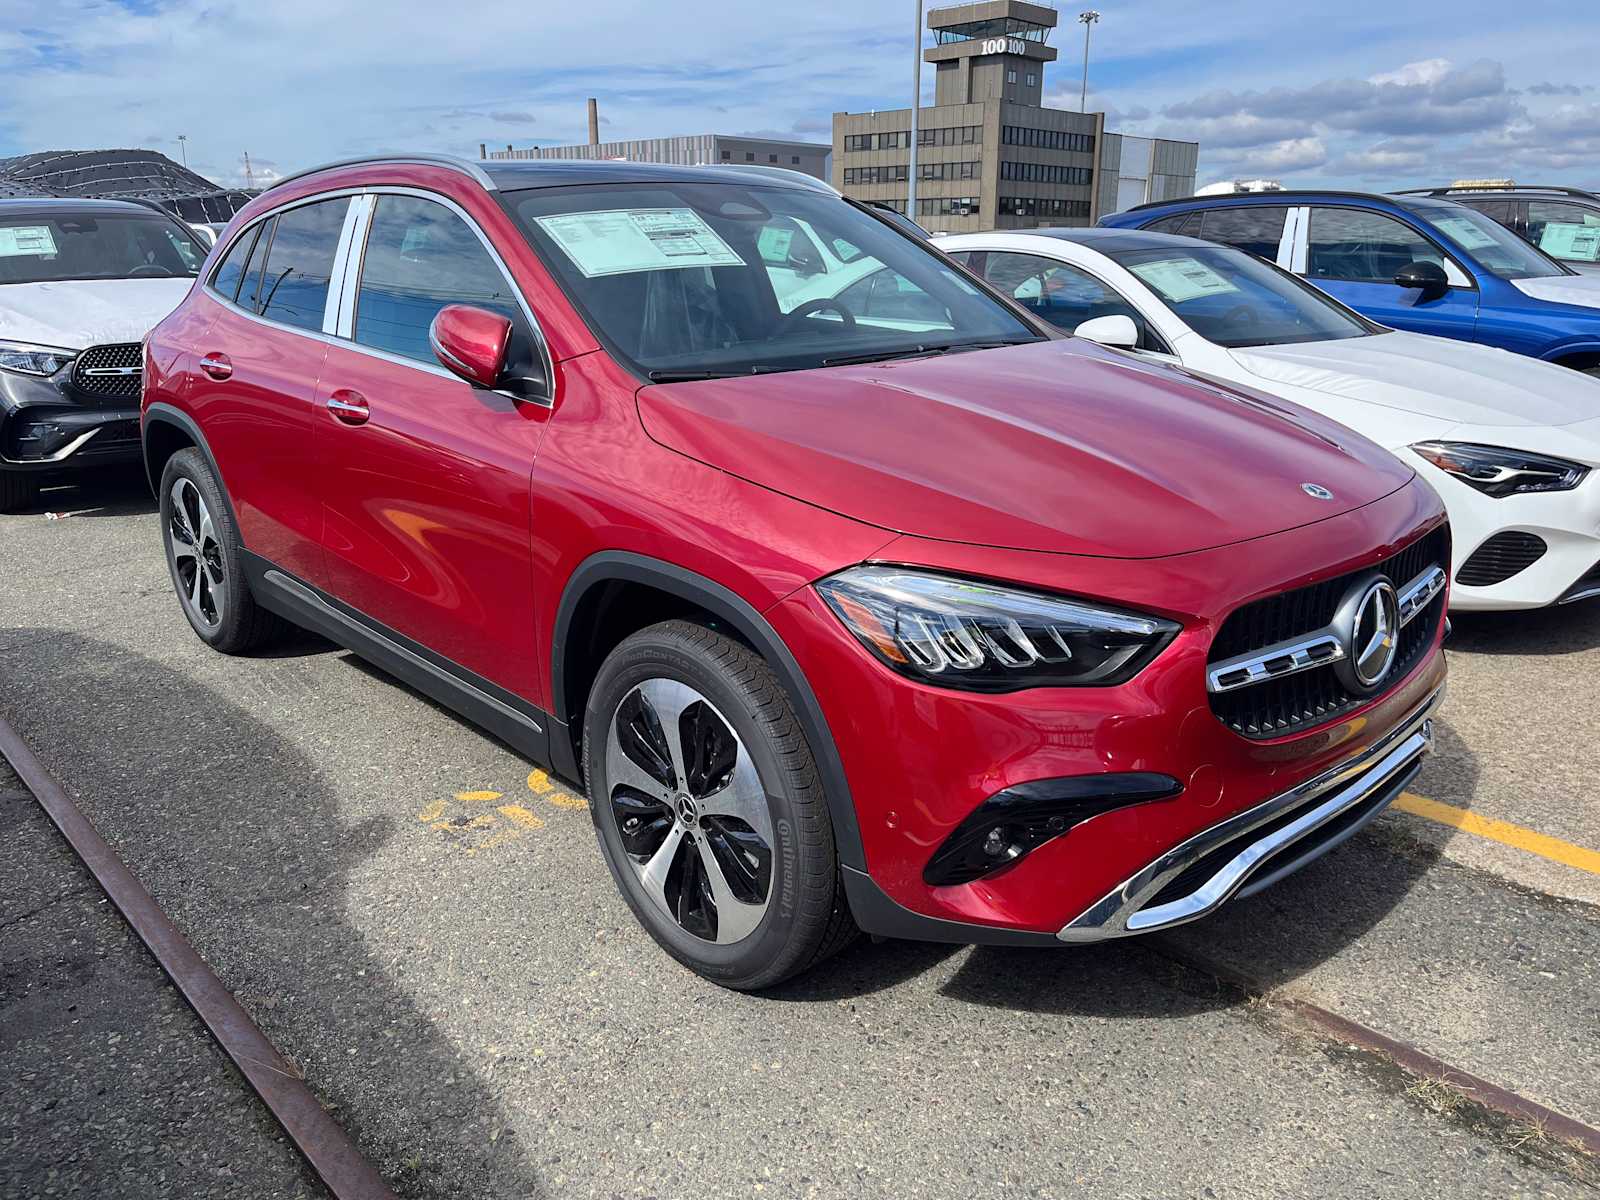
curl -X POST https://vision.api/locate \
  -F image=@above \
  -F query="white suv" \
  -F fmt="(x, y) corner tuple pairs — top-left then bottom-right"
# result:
(0, 198), (206, 510)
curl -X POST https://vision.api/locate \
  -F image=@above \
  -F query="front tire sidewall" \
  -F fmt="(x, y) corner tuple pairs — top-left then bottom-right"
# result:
(585, 627), (822, 989)
(159, 449), (250, 651)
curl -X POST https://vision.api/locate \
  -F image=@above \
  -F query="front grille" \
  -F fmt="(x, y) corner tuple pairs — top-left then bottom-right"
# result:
(1456, 531), (1547, 588)
(70, 343), (143, 402)
(1208, 525), (1449, 739)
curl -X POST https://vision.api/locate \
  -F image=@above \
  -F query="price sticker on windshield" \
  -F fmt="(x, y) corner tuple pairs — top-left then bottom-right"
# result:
(534, 208), (745, 277)
(0, 226), (57, 258)
(1539, 223), (1600, 262)
(1433, 216), (1500, 251)
(1129, 256), (1240, 303)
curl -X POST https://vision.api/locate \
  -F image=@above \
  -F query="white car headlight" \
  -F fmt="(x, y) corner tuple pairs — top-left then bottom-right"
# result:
(0, 340), (77, 377)
(816, 566), (1180, 691)
(1411, 441), (1589, 499)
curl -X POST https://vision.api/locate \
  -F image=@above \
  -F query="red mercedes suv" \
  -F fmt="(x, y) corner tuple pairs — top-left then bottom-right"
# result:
(141, 156), (1448, 989)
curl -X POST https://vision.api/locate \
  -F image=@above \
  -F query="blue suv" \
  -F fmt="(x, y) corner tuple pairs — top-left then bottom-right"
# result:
(1101, 191), (1600, 373)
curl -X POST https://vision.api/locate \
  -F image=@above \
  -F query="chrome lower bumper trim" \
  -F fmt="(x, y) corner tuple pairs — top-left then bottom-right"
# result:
(1057, 687), (1442, 943)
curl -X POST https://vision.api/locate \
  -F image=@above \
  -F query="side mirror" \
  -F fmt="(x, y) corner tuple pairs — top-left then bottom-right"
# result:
(1393, 260), (1450, 301)
(429, 304), (512, 389)
(1074, 314), (1140, 350)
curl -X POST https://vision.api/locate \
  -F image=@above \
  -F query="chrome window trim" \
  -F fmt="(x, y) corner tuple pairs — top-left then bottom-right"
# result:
(1058, 686), (1441, 942)
(341, 186), (554, 407)
(201, 183), (555, 407)
(1206, 562), (1443, 695)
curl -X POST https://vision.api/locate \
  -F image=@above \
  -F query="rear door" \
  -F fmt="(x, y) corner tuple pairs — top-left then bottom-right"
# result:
(315, 190), (552, 702)
(189, 195), (352, 583)
(1300, 205), (1480, 342)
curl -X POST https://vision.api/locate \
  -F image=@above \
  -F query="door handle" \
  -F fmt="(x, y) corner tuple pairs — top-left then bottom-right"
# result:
(198, 352), (232, 381)
(326, 388), (370, 426)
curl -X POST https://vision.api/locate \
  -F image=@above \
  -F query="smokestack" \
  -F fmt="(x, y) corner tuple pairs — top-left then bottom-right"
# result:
(479, 143), (487, 159)
(587, 98), (600, 147)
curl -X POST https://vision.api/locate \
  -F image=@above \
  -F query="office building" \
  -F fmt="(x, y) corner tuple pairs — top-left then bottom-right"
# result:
(833, 1), (1198, 230)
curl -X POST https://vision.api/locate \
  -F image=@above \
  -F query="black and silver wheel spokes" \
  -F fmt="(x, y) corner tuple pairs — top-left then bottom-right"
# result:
(604, 678), (775, 945)
(168, 478), (226, 629)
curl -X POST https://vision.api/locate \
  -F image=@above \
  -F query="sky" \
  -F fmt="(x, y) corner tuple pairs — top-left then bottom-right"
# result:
(0, 0), (1594, 194)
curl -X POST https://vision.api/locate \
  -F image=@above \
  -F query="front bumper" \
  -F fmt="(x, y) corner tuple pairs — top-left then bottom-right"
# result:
(1058, 686), (1439, 941)
(1, 367), (143, 472)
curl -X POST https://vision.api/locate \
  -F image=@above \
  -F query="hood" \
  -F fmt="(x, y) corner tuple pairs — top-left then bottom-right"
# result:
(0, 277), (194, 349)
(1510, 273), (1600, 310)
(637, 339), (1414, 559)
(1230, 331), (1600, 429)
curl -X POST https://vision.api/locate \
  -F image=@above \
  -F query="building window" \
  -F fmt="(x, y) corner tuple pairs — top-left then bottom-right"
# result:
(999, 161), (1093, 185)
(791, 155), (800, 164)
(1006, 69), (1017, 84)
(998, 196), (1092, 220)
(1026, 73), (1037, 86)
(1001, 126), (1095, 154)
(746, 152), (755, 161)
(720, 150), (730, 161)
(915, 196), (980, 217)
(769, 153), (778, 162)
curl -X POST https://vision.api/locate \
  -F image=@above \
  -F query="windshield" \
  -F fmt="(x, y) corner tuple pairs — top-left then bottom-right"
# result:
(1107, 243), (1375, 348)
(1398, 200), (1567, 281)
(508, 182), (1039, 378)
(0, 212), (206, 284)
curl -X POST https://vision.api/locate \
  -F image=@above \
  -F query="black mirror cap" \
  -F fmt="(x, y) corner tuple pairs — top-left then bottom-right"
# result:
(1394, 260), (1450, 298)
(923, 772), (1184, 888)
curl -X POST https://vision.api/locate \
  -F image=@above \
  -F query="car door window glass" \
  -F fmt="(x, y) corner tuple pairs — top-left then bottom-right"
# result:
(355, 195), (521, 364)
(256, 198), (349, 332)
(209, 224), (259, 302)
(238, 216), (276, 313)
(1306, 208), (1446, 283)
(1143, 211), (1200, 237)
(1198, 207), (1287, 260)
(1528, 201), (1600, 263)
(834, 267), (953, 327)
(979, 251), (1156, 347)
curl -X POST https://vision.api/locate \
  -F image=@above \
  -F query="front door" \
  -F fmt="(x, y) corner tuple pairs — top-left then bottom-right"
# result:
(316, 192), (550, 702)
(1300, 205), (1480, 343)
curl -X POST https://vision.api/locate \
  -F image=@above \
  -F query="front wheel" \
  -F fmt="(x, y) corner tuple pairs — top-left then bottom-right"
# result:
(583, 620), (856, 989)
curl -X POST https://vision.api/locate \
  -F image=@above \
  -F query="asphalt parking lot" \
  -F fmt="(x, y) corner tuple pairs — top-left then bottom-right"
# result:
(3, 472), (1599, 1199)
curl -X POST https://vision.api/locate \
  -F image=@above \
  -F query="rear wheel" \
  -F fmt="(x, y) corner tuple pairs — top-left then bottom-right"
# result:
(0, 471), (41, 514)
(159, 448), (287, 653)
(583, 620), (856, 990)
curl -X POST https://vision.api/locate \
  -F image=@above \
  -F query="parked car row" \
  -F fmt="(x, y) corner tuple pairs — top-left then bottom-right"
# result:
(0, 157), (1591, 991)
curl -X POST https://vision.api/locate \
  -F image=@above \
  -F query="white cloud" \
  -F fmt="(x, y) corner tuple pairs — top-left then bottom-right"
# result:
(1369, 58), (1453, 87)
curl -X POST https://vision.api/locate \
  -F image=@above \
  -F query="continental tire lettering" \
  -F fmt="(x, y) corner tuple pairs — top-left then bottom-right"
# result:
(776, 817), (796, 917)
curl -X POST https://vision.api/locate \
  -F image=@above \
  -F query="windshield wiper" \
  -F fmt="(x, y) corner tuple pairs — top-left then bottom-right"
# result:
(821, 337), (1038, 368)
(646, 366), (779, 383)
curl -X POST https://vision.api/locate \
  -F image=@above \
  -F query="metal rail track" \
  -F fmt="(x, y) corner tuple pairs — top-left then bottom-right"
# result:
(0, 714), (399, 1200)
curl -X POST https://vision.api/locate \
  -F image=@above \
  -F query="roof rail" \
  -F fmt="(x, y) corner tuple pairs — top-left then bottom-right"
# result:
(1395, 184), (1600, 201)
(1122, 188), (1392, 213)
(264, 153), (497, 195)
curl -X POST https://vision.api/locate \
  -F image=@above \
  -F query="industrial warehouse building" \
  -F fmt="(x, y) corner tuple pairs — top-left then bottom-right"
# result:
(484, 133), (830, 181)
(834, 1), (1198, 230)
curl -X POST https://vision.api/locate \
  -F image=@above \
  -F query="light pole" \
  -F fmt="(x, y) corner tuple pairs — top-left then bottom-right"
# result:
(176, 134), (188, 168)
(1078, 10), (1100, 113)
(907, 0), (923, 221)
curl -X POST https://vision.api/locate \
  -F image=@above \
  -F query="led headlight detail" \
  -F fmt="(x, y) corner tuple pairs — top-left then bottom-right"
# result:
(816, 566), (1180, 691)
(0, 340), (76, 377)
(1411, 441), (1588, 498)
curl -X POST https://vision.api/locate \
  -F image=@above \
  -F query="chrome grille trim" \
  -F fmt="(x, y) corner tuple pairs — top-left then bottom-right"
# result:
(1206, 563), (1442, 695)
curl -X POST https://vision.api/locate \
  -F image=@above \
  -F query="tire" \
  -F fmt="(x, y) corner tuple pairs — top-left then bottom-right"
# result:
(159, 448), (287, 653)
(0, 471), (41, 514)
(583, 620), (857, 990)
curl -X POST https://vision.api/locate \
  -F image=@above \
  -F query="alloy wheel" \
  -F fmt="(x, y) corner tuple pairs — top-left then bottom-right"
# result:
(604, 678), (775, 944)
(168, 477), (226, 631)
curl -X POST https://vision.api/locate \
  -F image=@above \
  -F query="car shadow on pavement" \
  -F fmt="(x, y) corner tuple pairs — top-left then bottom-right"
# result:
(0, 630), (548, 1200)
(28, 467), (158, 519)
(1448, 601), (1600, 656)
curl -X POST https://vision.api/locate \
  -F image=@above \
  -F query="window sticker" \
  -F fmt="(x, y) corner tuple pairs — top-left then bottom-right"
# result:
(1538, 223), (1600, 262)
(757, 225), (795, 263)
(1433, 216), (1499, 251)
(0, 225), (57, 258)
(535, 208), (745, 277)
(1129, 256), (1240, 303)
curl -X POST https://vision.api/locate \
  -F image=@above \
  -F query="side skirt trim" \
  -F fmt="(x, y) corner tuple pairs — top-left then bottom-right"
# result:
(243, 552), (551, 765)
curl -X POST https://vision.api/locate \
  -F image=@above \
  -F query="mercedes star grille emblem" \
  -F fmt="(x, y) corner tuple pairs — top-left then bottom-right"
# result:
(1331, 576), (1401, 693)
(1301, 482), (1335, 501)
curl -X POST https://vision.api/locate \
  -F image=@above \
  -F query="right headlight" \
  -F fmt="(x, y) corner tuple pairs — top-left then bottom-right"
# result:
(815, 566), (1180, 692)
(1411, 441), (1589, 498)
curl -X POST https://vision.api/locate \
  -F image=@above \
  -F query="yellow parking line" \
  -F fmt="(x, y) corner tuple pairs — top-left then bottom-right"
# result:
(1394, 793), (1600, 876)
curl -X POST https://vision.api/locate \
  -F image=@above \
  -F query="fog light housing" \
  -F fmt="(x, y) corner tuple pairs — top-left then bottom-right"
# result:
(924, 773), (1182, 886)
